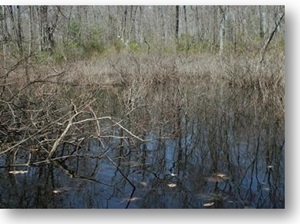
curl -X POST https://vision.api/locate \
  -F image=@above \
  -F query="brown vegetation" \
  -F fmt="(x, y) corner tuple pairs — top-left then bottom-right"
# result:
(0, 49), (284, 167)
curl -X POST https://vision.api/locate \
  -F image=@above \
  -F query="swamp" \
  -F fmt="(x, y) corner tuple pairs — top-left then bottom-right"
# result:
(0, 5), (284, 208)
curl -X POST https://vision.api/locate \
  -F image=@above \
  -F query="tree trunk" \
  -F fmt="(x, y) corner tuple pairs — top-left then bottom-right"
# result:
(138, 6), (143, 44)
(159, 6), (166, 46)
(130, 6), (138, 42)
(39, 6), (58, 53)
(7, 6), (23, 57)
(194, 6), (201, 42)
(259, 6), (267, 39)
(16, 6), (23, 58)
(219, 6), (226, 55)
(0, 6), (7, 59)
(28, 6), (33, 56)
(211, 6), (218, 52)
(122, 6), (128, 42)
(40, 6), (48, 51)
(175, 5), (179, 41)
(183, 6), (189, 51)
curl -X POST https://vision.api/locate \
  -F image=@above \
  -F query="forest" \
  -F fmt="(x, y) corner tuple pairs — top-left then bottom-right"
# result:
(0, 6), (285, 208)
(0, 6), (284, 58)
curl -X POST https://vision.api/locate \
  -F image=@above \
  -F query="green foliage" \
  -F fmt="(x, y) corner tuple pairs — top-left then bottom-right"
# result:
(189, 38), (212, 53)
(52, 46), (67, 63)
(68, 20), (81, 45)
(83, 26), (105, 56)
(59, 24), (106, 60)
(176, 34), (191, 52)
(58, 20), (85, 60)
(86, 40), (105, 53)
(62, 40), (83, 60)
(128, 41), (142, 53)
(34, 51), (52, 64)
(176, 34), (212, 54)
(278, 38), (285, 51)
(112, 38), (125, 53)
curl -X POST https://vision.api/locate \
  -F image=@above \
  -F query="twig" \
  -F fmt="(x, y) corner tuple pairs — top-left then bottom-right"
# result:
(0, 99), (16, 123)
(106, 155), (136, 189)
(0, 100), (94, 156)
(72, 116), (112, 125)
(88, 106), (106, 149)
(110, 118), (147, 142)
(47, 111), (80, 159)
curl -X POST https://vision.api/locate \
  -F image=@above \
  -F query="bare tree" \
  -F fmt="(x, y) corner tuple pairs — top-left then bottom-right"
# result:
(0, 6), (284, 57)
(0, 6), (8, 60)
(219, 6), (226, 55)
(259, 6), (267, 39)
(175, 5), (179, 42)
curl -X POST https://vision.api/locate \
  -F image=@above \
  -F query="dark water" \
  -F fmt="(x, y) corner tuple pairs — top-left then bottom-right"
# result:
(0, 128), (284, 208)
(0, 84), (285, 208)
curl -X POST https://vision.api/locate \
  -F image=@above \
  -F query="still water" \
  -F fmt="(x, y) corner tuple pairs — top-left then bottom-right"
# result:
(0, 128), (284, 208)
(0, 82), (285, 209)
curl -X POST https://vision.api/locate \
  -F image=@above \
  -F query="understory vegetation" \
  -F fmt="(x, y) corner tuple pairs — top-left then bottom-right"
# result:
(0, 48), (284, 165)
(0, 5), (284, 181)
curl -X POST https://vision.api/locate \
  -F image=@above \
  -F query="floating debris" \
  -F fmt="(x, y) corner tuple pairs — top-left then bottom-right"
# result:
(52, 187), (75, 194)
(120, 197), (139, 203)
(139, 182), (148, 187)
(167, 183), (177, 188)
(8, 170), (28, 175)
(206, 173), (229, 182)
(263, 187), (270, 191)
(128, 197), (139, 202)
(197, 192), (224, 201)
(216, 173), (227, 178)
(120, 161), (142, 167)
(203, 202), (215, 207)
(206, 176), (224, 183)
(52, 188), (69, 194)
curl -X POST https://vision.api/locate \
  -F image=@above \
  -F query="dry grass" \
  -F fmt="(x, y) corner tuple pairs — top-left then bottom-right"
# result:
(0, 51), (284, 165)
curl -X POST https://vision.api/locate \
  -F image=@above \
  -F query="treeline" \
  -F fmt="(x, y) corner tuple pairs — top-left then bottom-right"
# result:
(0, 5), (284, 62)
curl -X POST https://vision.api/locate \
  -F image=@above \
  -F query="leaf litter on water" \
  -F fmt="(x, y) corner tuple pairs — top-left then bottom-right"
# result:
(167, 183), (177, 188)
(8, 170), (28, 175)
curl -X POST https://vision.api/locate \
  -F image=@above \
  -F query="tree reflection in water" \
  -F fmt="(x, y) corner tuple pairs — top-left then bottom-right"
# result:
(0, 118), (284, 208)
(0, 76), (284, 208)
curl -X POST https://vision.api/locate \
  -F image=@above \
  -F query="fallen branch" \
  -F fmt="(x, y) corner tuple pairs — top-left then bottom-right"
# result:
(47, 111), (81, 159)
